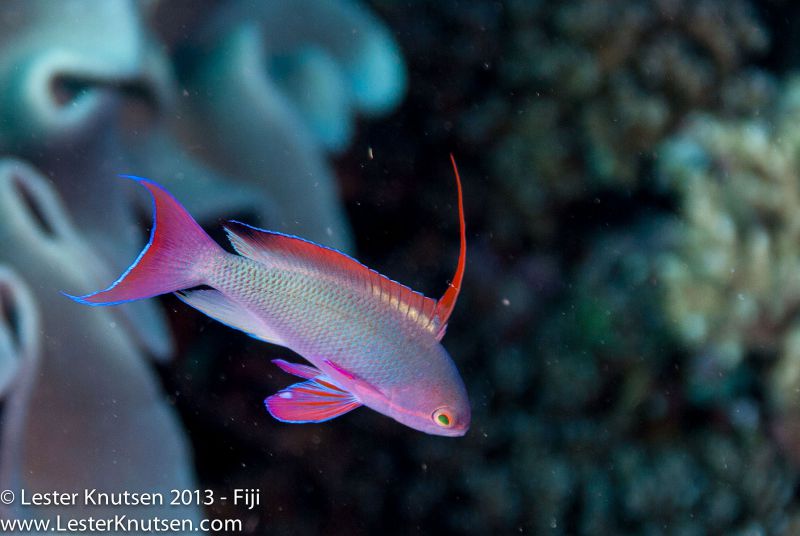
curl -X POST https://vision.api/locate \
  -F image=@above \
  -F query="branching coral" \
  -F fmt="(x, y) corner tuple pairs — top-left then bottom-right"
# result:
(491, 0), (773, 240)
(491, 73), (800, 532)
(656, 76), (800, 457)
(469, 217), (800, 534)
(658, 112), (800, 369)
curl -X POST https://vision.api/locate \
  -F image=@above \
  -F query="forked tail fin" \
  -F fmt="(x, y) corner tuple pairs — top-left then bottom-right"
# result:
(64, 176), (221, 306)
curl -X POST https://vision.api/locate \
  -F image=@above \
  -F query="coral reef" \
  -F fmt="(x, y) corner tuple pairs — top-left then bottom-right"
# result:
(655, 76), (800, 460)
(448, 217), (800, 534)
(490, 0), (773, 240)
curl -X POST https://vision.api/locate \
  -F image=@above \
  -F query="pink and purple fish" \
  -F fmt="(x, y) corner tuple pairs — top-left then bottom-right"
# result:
(66, 157), (469, 436)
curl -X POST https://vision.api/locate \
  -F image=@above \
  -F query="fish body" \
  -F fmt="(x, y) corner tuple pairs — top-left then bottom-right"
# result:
(66, 158), (469, 437)
(201, 246), (468, 434)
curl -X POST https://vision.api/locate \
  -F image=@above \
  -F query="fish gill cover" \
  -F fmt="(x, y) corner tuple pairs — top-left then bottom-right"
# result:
(3, 0), (800, 534)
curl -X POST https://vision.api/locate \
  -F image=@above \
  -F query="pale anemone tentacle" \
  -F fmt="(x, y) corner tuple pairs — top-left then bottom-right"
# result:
(0, 266), (40, 522)
(0, 267), (38, 400)
(126, 123), (281, 226)
(196, 0), (407, 117)
(0, 160), (201, 525)
(176, 23), (355, 251)
(0, 0), (176, 359)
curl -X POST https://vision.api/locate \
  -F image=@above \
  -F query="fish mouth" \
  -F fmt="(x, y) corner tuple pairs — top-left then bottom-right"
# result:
(435, 424), (469, 437)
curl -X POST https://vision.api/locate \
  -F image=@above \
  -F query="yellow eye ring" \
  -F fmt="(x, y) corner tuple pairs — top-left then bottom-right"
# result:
(432, 408), (453, 428)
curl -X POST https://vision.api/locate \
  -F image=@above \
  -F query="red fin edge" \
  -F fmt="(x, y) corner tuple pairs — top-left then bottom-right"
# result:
(434, 154), (466, 338)
(224, 221), (440, 332)
(65, 177), (218, 306)
(265, 376), (361, 423)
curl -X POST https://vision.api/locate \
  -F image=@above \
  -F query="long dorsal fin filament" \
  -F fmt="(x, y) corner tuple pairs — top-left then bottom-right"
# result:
(434, 154), (466, 340)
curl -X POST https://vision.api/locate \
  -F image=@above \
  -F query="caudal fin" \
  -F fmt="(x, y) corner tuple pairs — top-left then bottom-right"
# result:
(65, 176), (221, 306)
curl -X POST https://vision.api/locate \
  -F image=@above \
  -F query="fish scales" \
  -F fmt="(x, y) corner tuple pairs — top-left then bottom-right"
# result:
(209, 253), (437, 387)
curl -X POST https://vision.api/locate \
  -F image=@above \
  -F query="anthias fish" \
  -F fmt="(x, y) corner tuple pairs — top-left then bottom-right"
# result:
(66, 157), (469, 436)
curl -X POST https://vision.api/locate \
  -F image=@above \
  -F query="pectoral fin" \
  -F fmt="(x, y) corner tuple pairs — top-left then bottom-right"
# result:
(266, 362), (361, 423)
(176, 289), (286, 346)
(272, 358), (322, 380)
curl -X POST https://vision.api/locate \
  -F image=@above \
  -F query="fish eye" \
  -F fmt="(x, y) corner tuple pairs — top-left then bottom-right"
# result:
(432, 408), (453, 428)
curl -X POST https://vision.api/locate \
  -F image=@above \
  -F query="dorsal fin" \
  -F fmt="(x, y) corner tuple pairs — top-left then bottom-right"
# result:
(433, 154), (466, 340)
(224, 221), (440, 333)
